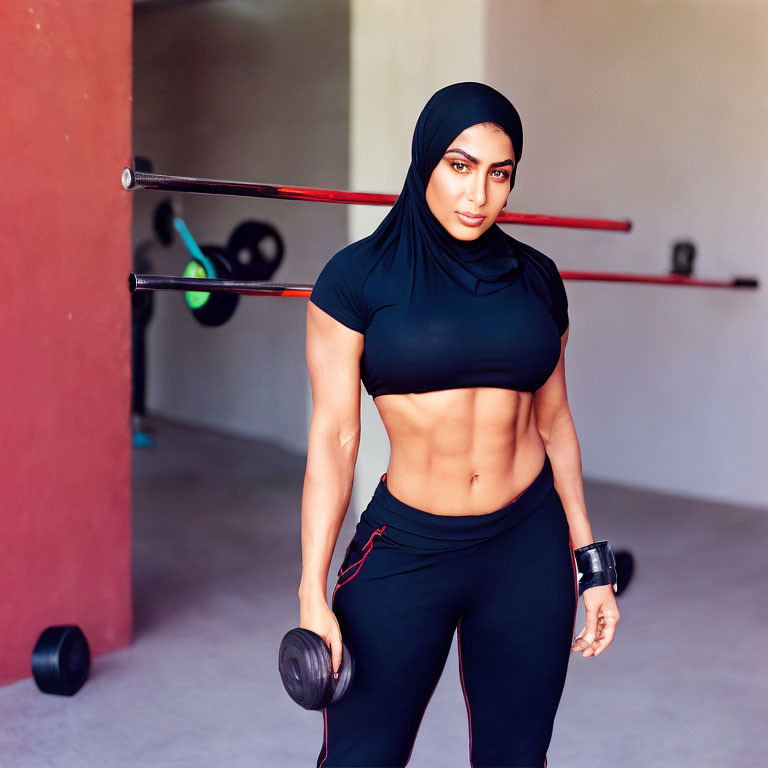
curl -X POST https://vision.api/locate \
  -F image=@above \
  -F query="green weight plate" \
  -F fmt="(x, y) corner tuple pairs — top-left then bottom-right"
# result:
(183, 259), (212, 309)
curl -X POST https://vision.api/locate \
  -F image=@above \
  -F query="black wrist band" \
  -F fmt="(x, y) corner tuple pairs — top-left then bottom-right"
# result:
(573, 540), (618, 596)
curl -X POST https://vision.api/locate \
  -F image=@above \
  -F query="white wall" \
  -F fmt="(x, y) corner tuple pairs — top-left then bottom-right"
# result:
(133, 0), (350, 454)
(484, 0), (768, 507)
(348, 0), (767, 512)
(347, 0), (487, 508)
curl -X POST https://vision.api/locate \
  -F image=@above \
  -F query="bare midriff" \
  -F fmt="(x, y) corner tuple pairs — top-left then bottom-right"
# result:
(373, 386), (547, 517)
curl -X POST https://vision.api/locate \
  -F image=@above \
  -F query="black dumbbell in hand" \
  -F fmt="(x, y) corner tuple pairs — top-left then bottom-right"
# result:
(278, 628), (354, 710)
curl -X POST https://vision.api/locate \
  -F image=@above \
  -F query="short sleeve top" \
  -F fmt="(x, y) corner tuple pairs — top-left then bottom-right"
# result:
(309, 239), (568, 398)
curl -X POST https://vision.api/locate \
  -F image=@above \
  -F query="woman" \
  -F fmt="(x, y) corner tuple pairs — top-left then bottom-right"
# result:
(299, 82), (620, 768)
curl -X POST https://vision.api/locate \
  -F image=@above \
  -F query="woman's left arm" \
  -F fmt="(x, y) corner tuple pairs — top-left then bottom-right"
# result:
(533, 327), (621, 658)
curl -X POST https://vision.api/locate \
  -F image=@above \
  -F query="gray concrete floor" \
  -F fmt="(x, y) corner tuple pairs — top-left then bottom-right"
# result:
(1, 416), (766, 767)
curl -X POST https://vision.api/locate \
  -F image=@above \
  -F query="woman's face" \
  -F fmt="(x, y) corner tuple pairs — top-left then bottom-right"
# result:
(425, 122), (515, 241)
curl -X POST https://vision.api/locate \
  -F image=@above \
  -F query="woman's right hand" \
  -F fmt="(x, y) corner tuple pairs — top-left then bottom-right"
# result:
(299, 595), (343, 678)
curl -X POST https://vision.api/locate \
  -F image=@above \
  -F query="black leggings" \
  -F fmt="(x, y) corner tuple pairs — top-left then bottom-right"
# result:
(317, 453), (578, 768)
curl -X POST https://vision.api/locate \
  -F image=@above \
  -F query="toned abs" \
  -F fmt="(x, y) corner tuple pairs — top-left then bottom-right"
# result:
(374, 386), (546, 516)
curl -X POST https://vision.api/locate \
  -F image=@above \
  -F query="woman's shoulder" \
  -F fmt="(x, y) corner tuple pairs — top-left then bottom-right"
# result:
(309, 238), (384, 333)
(332, 235), (388, 281)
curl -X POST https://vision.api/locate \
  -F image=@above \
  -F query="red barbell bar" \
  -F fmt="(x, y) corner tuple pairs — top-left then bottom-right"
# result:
(122, 168), (632, 232)
(129, 272), (758, 297)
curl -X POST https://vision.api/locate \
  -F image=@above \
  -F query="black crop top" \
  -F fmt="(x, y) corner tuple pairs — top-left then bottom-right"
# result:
(309, 238), (568, 399)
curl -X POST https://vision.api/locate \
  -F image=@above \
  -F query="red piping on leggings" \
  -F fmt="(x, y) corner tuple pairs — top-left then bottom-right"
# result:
(321, 525), (388, 767)
(457, 616), (475, 768)
(318, 707), (329, 767)
(331, 525), (387, 604)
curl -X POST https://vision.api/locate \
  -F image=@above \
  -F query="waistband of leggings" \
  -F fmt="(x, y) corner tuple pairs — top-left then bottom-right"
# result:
(360, 453), (555, 547)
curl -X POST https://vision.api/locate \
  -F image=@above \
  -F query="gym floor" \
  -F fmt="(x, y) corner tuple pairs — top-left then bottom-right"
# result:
(1, 416), (765, 767)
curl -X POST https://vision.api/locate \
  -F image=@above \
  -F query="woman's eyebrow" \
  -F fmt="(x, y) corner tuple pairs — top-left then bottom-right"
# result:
(444, 147), (515, 168)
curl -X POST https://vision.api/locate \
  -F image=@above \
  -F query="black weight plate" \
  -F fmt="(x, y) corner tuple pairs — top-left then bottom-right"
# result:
(278, 627), (354, 710)
(329, 640), (354, 704)
(227, 220), (284, 281)
(189, 245), (240, 327)
(31, 625), (90, 696)
(614, 550), (634, 597)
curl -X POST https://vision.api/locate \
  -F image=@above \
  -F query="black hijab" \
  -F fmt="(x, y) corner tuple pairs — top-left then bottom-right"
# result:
(353, 81), (530, 296)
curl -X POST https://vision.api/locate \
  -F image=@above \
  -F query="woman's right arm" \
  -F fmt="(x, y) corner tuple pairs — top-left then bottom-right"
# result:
(298, 299), (365, 674)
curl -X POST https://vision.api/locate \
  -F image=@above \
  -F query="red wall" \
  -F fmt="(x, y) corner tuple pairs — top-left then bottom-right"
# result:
(0, 2), (133, 685)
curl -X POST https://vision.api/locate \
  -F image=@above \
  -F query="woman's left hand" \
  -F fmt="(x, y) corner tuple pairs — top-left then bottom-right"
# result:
(571, 584), (620, 657)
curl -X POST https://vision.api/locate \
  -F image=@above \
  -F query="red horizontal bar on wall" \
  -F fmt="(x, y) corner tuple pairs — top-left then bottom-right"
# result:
(122, 168), (632, 232)
(129, 272), (759, 298)
(560, 271), (758, 288)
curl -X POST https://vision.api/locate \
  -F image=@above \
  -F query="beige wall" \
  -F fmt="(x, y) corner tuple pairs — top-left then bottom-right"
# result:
(348, 0), (487, 508)
(133, 0), (349, 454)
(485, 0), (768, 506)
(348, 0), (768, 512)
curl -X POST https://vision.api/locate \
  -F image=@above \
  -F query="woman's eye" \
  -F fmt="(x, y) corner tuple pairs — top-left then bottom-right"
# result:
(450, 161), (509, 179)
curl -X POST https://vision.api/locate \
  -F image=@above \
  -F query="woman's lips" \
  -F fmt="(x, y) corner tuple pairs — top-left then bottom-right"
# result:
(455, 211), (486, 227)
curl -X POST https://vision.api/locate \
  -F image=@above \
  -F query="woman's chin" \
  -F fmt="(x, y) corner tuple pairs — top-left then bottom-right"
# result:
(449, 226), (486, 241)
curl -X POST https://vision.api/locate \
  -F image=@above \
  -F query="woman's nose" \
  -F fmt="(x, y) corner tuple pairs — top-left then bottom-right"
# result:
(466, 179), (487, 207)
